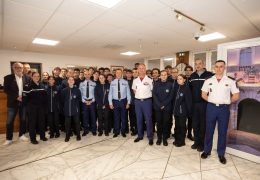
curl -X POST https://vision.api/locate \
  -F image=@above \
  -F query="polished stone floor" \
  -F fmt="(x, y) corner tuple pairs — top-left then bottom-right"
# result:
(0, 131), (259, 180)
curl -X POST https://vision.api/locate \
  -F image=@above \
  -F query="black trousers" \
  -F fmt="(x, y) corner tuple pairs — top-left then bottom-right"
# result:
(192, 102), (207, 147)
(65, 115), (80, 137)
(48, 111), (60, 135)
(152, 109), (156, 133)
(108, 109), (114, 133)
(156, 110), (170, 140)
(187, 117), (192, 136)
(97, 106), (110, 134)
(127, 104), (137, 133)
(174, 115), (187, 144)
(27, 104), (46, 141)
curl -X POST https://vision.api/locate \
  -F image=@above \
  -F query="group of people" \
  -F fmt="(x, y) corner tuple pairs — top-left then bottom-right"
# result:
(3, 59), (239, 164)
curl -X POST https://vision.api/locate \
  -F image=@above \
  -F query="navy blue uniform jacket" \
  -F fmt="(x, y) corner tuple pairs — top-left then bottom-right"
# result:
(61, 86), (81, 117)
(94, 83), (110, 108)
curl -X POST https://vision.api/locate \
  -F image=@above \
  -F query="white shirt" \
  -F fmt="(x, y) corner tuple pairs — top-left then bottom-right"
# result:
(201, 75), (239, 105)
(15, 74), (23, 96)
(132, 75), (153, 99)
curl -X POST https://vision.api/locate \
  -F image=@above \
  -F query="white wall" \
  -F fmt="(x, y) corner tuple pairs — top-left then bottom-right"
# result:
(0, 49), (138, 84)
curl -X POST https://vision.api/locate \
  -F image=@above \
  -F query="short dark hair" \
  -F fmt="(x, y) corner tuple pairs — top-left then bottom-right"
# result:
(126, 69), (132, 73)
(184, 65), (193, 71)
(177, 74), (187, 80)
(74, 68), (80, 72)
(53, 67), (61, 71)
(107, 73), (114, 78)
(48, 76), (55, 80)
(152, 68), (160, 75)
(132, 68), (137, 71)
(165, 65), (172, 69)
(215, 60), (226, 65)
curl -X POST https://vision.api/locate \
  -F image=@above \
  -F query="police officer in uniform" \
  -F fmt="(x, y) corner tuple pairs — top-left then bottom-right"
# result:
(189, 59), (213, 152)
(153, 70), (173, 146)
(201, 60), (239, 164)
(109, 69), (131, 138)
(132, 64), (154, 145)
(79, 70), (97, 136)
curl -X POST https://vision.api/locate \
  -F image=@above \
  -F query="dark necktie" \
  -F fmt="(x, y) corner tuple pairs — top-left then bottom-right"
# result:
(118, 79), (121, 100)
(86, 81), (89, 98)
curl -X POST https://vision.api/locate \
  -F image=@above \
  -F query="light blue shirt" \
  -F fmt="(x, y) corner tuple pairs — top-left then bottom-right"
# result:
(79, 80), (96, 103)
(108, 78), (131, 105)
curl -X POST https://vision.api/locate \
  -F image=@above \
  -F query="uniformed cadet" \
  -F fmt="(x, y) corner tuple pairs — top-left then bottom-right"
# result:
(189, 59), (213, 152)
(46, 76), (60, 138)
(61, 77), (81, 142)
(23, 72), (48, 144)
(132, 63), (154, 145)
(79, 70), (97, 136)
(95, 74), (110, 136)
(109, 69), (131, 138)
(172, 74), (192, 147)
(125, 69), (137, 136)
(53, 67), (63, 87)
(61, 69), (74, 89)
(41, 72), (49, 89)
(73, 68), (81, 88)
(184, 65), (194, 141)
(153, 70), (174, 146)
(201, 60), (239, 164)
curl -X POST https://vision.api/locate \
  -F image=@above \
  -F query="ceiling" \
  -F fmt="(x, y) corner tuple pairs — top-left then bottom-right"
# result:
(0, 0), (260, 61)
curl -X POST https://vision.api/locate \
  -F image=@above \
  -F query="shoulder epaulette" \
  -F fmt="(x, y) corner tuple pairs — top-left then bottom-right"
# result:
(228, 76), (235, 80)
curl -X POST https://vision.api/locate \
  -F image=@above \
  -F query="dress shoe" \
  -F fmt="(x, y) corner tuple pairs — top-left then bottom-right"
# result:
(175, 142), (185, 147)
(76, 135), (81, 141)
(113, 134), (118, 138)
(218, 155), (227, 164)
(197, 146), (204, 152)
(40, 137), (48, 141)
(122, 133), (126, 138)
(173, 141), (177, 146)
(156, 139), (162, 145)
(134, 137), (143, 142)
(98, 132), (103, 136)
(201, 152), (211, 159)
(55, 133), (60, 138)
(92, 132), (97, 136)
(50, 134), (54, 139)
(187, 134), (194, 141)
(131, 132), (137, 136)
(191, 143), (199, 149)
(163, 140), (168, 146)
(82, 131), (88, 136)
(105, 133), (109, 136)
(31, 140), (39, 144)
(65, 137), (70, 142)
(149, 140), (154, 146)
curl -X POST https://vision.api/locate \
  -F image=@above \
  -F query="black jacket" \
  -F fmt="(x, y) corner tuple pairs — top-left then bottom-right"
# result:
(153, 80), (174, 112)
(46, 85), (60, 113)
(23, 81), (47, 108)
(54, 76), (63, 87)
(61, 86), (81, 117)
(189, 70), (213, 103)
(126, 79), (135, 105)
(94, 83), (110, 108)
(3, 74), (30, 108)
(173, 84), (192, 117)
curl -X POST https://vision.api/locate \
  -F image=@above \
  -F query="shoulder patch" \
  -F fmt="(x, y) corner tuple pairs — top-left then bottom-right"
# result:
(228, 76), (235, 80)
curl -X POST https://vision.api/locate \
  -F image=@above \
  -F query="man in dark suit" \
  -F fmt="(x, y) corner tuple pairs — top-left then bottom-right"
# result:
(3, 62), (30, 145)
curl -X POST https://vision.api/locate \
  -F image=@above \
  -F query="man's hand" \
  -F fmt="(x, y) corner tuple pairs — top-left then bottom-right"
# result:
(126, 104), (130, 109)
(110, 105), (114, 109)
(17, 96), (22, 102)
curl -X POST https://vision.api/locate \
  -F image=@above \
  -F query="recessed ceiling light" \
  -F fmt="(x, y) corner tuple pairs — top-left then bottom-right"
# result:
(32, 38), (59, 46)
(198, 32), (226, 42)
(120, 51), (140, 56)
(81, 0), (122, 8)
(164, 57), (174, 61)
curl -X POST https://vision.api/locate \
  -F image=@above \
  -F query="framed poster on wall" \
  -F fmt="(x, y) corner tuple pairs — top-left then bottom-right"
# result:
(218, 37), (260, 163)
(10, 61), (42, 76)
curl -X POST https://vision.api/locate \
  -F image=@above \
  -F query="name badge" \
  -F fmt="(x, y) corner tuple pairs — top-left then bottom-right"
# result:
(143, 82), (149, 85)
(225, 84), (229, 86)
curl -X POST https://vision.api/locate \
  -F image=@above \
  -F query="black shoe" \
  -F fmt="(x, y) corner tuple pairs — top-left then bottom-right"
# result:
(65, 137), (70, 142)
(98, 132), (103, 136)
(41, 137), (48, 141)
(92, 132), (97, 136)
(113, 134), (118, 138)
(50, 134), (54, 139)
(105, 133), (109, 136)
(31, 140), (38, 144)
(134, 137), (143, 142)
(197, 146), (204, 152)
(187, 134), (194, 141)
(175, 142), (185, 147)
(55, 133), (60, 138)
(163, 140), (168, 146)
(131, 132), (137, 136)
(191, 143), (199, 149)
(218, 155), (227, 164)
(173, 141), (177, 145)
(156, 139), (162, 145)
(201, 152), (211, 159)
(122, 133), (126, 137)
(149, 140), (154, 146)
(82, 131), (88, 136)
(76, 135), (81, 141)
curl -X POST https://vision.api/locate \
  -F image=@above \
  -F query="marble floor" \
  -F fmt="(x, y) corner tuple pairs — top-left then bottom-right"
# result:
(0, 132), (259, 180)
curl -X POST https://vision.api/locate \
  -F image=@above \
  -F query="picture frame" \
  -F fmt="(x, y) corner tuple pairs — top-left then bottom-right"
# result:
(110, 65), (124, 72)
(10, 61), (42, 75)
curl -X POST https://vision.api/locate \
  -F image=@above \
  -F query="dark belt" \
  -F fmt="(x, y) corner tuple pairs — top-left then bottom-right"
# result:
(209, 102), (229, 107)
(135, 97), (152, 101)
(113, 98), (126, 101)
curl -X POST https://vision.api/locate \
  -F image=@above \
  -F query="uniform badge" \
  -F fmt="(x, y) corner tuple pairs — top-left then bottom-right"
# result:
(166, 89), (169, 93)
(209, 83), (212, 85)
(225, 84), (229, 86)
(143, 82), (149, 85)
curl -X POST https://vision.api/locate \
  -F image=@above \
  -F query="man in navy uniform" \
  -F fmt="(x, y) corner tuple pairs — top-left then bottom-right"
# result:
(79, 69), (97, 136)
(189, 59), (213, 152)
(109, 69), (131, 138)
(201, 60), (239, 164)
(132, 64), (154, 145)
